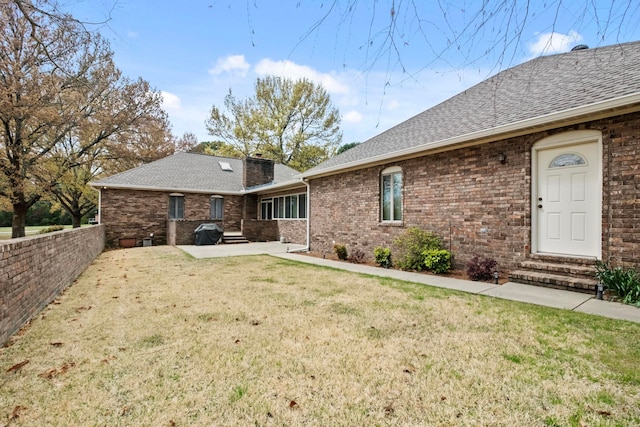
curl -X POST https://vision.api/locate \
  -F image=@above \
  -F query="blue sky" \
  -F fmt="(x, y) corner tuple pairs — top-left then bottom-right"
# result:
(66, 0), (640, 146)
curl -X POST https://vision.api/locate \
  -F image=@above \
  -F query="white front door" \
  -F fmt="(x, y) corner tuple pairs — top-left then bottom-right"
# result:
(534, 137), (601, 257)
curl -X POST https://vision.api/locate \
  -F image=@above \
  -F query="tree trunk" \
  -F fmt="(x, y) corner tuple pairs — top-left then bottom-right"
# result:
(12, 202), (28, 238)
(71, 214), (82, 228)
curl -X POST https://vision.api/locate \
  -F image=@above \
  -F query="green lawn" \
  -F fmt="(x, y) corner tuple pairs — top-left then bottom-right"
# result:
(1, 246), (639, 426)
(0, 225), (74, 240)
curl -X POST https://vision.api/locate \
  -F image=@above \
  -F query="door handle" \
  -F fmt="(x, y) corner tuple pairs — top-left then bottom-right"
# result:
(537, 204), (543, 209)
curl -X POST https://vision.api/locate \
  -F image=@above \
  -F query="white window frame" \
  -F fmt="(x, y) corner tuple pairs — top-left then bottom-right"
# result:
(168, 193), (184, 220)
(265, 193), (307, 220)
(381, 166), (403, 223)
(210, 196), (224, 220)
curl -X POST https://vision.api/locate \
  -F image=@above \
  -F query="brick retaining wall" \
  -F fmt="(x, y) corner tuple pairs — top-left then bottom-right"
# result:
(0, 225), (105, 346)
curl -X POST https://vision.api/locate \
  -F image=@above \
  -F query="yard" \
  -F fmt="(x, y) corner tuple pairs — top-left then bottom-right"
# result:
(0, 226), (74, 240)
(1, 246), (639, 426)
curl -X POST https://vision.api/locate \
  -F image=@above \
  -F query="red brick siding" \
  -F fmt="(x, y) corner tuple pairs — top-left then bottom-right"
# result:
(309, 112), (640, 272)
(242, 219), (279, 241)
(0, 225), (105, 346)
(100, 189), (244, 247)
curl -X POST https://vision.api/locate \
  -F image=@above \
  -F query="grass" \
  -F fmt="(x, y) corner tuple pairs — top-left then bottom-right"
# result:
(0, 225), (74, 240)
(1, 246), (639, 426)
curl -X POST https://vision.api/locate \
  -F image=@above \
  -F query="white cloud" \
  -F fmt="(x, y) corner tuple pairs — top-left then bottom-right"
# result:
(161, 91), (181, 111)
(386, 100), (400, 111)
(209, 54), (250, 76)
(527, 31), (583, 57)
(342, 110), (363, 123)
(254, 59), (350, 94)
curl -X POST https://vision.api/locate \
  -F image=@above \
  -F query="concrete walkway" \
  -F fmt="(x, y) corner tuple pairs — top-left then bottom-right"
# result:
(177, 243), (640, 323)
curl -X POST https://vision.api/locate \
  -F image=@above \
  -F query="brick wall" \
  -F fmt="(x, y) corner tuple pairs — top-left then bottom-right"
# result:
(100, 189), (244, 247)
(244, 157), (274, 188)
(0, 225), (105, 346)
(276, 220), (307, 244)
(308, 112), (640, 272)
(168, 220), (224, 245)
(242, 219), (279, 241)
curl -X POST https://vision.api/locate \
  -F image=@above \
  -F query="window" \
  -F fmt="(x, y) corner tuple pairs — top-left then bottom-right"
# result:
(210, 196), (223, 220)
(261, 198), (273, 220)
(168, 194), (184, 219)
(381, 167), (402, 222)
(549, 153), (586, 168)
(265, 193), (307, 219)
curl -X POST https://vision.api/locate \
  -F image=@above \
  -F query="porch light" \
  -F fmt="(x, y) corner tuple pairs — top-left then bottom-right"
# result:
(596, 283), (604, 300)
(499, 153), (507, 164)
(494, 271), (499, 284)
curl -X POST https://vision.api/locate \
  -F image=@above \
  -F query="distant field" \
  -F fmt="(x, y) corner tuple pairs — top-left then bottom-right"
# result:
(0, 225), (73, 240)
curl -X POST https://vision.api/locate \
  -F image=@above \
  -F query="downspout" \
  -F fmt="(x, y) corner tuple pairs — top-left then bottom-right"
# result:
(97, 188), (102, 224)
(287, 177), (310, 253)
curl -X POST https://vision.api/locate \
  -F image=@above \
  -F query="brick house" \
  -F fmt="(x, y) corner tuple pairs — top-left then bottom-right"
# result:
(94, 41), (640, 292)
(300, 41), (640, 292)
(92, 154), (307, 247)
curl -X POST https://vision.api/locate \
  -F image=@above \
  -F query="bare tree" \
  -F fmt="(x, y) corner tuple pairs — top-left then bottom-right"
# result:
(246, 1), (639, 80)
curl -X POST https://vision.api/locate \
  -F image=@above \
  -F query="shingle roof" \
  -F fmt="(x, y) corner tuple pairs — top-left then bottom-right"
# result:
(306, 41), (640, 176)
(91, 152), (300, 193)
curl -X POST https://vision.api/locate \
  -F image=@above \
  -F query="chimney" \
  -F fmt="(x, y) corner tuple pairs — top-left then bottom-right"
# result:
(243, 156), (274, 188)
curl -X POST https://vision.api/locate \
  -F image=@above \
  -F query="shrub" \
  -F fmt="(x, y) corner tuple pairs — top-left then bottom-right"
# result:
(466, 254), (497, 281)
(333, 244), (348, 261)
(349, 248), (366, 264)
(373, 247), (392, 268)
(423, 249), (452, 274)
(595, 261), (640, 306)
(39, 225), (65, 234)
(393, 227), (442, 271)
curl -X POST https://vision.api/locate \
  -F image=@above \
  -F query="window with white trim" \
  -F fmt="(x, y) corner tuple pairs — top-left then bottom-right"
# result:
(263, 193), (307, 219)
(381, 167), (402, 222)
(210, 196), (223, 220)
(168, 194), (184, 219)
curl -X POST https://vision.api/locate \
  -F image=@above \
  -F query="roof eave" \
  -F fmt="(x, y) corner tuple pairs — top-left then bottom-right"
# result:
(302, 92), (640, 179)
(89, 182), (243, 196)
(245, 178), (306, 194)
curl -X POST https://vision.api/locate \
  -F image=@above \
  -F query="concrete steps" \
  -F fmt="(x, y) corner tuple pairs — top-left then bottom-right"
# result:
(509, 255), (598, 294)
(223, 232), (250, 244)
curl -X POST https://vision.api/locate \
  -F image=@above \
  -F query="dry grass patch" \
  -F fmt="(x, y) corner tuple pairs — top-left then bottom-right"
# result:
(1, 246), (639, 426)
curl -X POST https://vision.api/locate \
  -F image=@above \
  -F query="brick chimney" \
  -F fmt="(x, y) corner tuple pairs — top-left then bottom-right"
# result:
(243, 156), (274, 188)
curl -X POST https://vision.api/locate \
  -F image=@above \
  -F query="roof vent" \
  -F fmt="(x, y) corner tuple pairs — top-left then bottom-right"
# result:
(218, 161), (233, 171)
(571, 44), (589, 51)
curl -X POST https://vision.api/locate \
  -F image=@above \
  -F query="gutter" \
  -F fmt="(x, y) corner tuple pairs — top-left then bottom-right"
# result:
(286, 177), (311, 254)
(301, 92), (640, 179)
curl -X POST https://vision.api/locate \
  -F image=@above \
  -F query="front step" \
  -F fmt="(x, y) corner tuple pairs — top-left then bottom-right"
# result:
(223, 233), (250, 244)
(510, 256), (598, 294)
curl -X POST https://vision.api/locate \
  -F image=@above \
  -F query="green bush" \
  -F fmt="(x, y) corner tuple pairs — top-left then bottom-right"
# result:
(39, 225), (65, 234)
(333, 244), (348, 261)
(595, 261), (640, 306)
(393, 227), (442, 271)
(423, 249), (452, 274)
(373, 247), (392, 268)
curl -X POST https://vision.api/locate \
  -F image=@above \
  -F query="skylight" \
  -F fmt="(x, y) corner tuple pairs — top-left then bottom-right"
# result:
(219, 161), (233, 171)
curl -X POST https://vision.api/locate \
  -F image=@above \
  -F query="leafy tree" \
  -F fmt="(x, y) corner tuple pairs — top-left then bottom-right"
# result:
(0, 1), (174, 236)
(206, 76), (342, 171)
(175, 132), (199, 153)
(0, 2), (107, 237)
(337, 142), (360, 155)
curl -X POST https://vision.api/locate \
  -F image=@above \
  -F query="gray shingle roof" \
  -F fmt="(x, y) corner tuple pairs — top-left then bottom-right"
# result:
(306, 41), (640, 176)
(92, 152), (300, 193)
